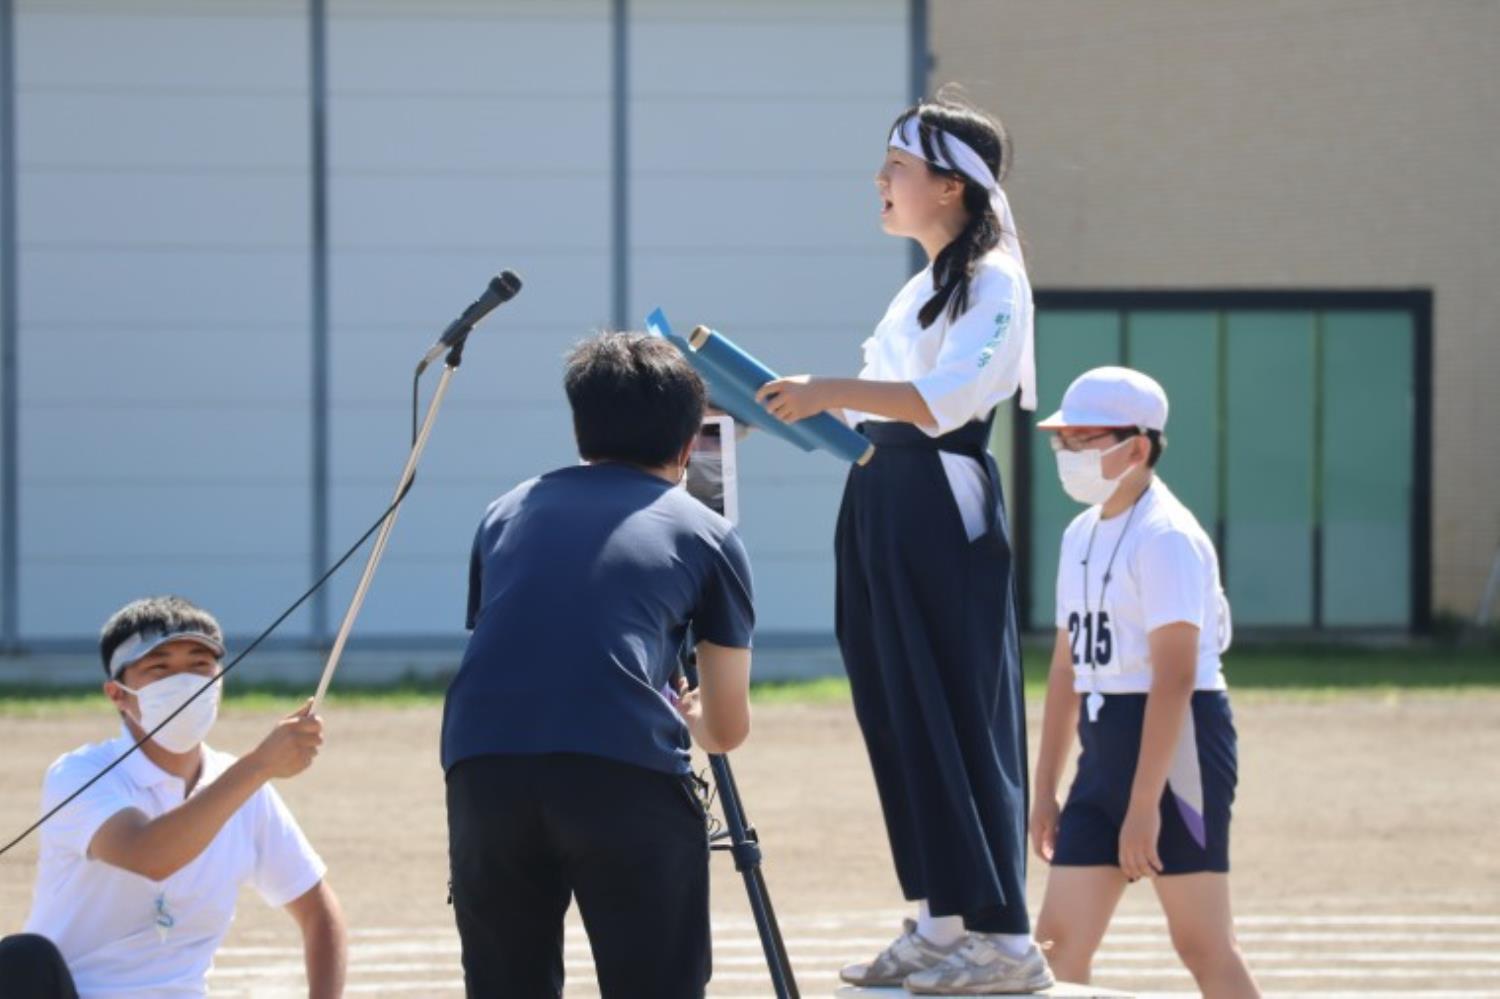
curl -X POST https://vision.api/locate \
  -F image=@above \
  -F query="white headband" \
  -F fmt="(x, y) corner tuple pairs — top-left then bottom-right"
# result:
(108, 627), (224, 679)
(889, 116), (1036, 410)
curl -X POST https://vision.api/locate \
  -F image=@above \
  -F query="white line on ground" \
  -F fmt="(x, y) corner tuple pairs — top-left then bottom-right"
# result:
(209, 907), (1500, 996)
(210, 954), (1500, 982)
(213, 933), (1500, 967)
(261, 912), (1500, 945)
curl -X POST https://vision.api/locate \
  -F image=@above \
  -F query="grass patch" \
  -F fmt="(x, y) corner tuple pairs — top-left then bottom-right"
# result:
(1215, 645), (1500, 691)
(750, 676), (852, 705)
(0, 676), (454, 717)
(1, 643), (1496, 715)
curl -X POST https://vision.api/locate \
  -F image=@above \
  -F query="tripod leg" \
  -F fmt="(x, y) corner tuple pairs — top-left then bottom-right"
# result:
(746, 865), (799, 995)
(708, 753), (801, 999)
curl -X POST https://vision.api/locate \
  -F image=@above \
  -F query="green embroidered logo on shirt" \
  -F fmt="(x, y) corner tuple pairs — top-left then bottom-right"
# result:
(977, 312), (1011, 368)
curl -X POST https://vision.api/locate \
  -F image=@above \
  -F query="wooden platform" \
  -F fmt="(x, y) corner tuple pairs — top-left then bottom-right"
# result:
(835, 984), (1133, 998)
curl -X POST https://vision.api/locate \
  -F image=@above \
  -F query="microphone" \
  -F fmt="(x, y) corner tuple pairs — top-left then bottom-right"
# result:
(421, 271), (523, 369)
(440, 271), (523, 347)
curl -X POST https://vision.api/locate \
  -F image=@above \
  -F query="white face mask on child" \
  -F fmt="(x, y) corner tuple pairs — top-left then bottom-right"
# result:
(116, 672), (222, 753)
(1054, 437), (1136, 506)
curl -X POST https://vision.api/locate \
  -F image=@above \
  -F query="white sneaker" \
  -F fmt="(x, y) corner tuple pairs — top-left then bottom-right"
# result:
(903, 934), (1056, 995)
(839, 918), (965, 987)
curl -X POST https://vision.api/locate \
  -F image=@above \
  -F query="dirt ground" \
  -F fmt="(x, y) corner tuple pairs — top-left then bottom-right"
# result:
(2, 691), (1497, 997)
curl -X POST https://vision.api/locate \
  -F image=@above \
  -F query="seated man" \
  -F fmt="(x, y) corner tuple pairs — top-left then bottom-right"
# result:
(0, 596), (347, 999)
(442, 332), (755, 999)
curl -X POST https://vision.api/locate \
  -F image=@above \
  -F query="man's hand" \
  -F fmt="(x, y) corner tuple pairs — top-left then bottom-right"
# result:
(1118, 800), (1163, 881)
(249, 700), (324, 780)
(673, 645), (750, 756)
(1029, 795), (1062, 863)
(673, 675), (709, 743)
(755, 375), (829, 423)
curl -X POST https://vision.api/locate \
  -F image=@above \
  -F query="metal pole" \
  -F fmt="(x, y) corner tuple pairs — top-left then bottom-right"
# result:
(310, 365), (456, 709)
(308, 0), (331, 641)
(907, 0), (929, 276)
(610, 0), (629, 331)
(0, 0), (19, 651)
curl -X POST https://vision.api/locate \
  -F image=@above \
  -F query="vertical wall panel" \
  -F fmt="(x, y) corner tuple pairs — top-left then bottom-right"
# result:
(1225, 311), (1315, 627)
(1322, 311), (1413, 626)
(15, 2), (313, 640)
(324, 1), (611, 636)
(1126, 311), (1219, 531)
(627, 0), (910, 632)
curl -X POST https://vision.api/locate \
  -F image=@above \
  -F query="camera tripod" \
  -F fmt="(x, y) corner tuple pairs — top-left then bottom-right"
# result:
(679, 650), (801, 999)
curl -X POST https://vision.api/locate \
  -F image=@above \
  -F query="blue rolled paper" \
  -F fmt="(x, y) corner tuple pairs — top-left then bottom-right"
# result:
(645, 310), (769, 436)
(645, 308), (874, 466)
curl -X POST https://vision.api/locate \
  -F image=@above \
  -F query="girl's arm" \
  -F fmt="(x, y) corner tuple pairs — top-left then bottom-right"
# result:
(1118, 622), (1198, 880)
(755, 376), (934, 426)
(1030, 628), (1080, 861)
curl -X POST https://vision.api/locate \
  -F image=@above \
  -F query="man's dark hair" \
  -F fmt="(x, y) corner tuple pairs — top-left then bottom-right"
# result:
(1111, 427), (1166, 468)
(564, 332), (707, 467)
(99, 595), (222, 678)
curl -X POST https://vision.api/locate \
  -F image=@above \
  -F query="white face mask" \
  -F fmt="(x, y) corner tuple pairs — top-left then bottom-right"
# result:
(1054, 437), (1136, 506)
(116, 672), (222, 754)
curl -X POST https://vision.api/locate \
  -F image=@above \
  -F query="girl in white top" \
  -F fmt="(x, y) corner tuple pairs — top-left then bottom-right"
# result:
(757, 91), (1050, 996)
(1033, 367), (1261, 998)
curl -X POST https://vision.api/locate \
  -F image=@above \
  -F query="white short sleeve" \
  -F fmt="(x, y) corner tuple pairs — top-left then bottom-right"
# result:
(911, 263), (1028, 436)
(250, 784), (327, 908)
(1054, 524), (1075, 631)
(39, 755), (135, 860)
(1135, 530), (1208, 633)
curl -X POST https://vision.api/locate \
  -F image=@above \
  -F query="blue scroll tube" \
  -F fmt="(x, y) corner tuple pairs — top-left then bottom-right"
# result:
(678, 333), (820, 451)
(688, 325), (874, 467)
(645, 309), (782, 442)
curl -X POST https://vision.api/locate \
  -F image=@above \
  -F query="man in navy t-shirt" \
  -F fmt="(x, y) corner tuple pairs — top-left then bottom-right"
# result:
(442, 332), (754, 999)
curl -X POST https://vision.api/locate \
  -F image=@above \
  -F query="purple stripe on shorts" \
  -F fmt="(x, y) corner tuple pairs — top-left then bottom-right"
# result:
(1173, 791), (1208, 849)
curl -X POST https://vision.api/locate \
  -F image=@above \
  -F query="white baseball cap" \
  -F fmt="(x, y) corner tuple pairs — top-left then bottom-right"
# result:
(1037, 366), (1168, 432)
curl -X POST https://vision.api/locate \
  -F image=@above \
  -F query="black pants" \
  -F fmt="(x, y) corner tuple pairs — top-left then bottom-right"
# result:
(447, 752), (711, 999)
(0, 935), (78, 999)
(836, 419), (1031, 934)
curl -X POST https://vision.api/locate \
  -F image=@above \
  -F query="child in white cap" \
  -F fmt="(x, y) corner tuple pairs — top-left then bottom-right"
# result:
(1032, 367), (1261, 997)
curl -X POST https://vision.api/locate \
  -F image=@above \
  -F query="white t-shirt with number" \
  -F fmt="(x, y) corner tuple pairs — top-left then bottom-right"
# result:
(23, 729), (326, 998)
(1054, 480), (1232, 694)
(849, 250), (1032, 540)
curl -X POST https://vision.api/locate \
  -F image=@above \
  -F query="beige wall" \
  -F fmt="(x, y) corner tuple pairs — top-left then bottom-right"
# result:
(934, 0), (1500, 619)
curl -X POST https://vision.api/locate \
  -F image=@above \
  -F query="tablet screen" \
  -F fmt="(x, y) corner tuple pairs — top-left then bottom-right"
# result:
(683, 415), (738, 523)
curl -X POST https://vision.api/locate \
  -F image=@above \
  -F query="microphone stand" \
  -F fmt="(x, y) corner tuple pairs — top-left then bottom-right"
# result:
(309, 336), (470, 711)
(680, 649), (801, 998)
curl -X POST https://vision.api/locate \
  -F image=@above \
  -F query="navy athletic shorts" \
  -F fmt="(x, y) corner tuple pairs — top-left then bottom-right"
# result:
(1052, 690), (1237, 875)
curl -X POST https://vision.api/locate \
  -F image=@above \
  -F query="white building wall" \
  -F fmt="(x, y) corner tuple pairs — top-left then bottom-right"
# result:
(14, 1), (314, 641)
(4, 0), (911, 645)
(322, 0), (614, 638)
(628, 0), (909, 632)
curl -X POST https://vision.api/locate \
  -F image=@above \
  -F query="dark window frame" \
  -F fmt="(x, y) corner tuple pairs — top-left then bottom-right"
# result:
(1014, 289), (1433, 634)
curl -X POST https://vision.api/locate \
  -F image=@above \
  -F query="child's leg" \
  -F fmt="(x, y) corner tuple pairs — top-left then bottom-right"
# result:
(1033, 865), (1128, 984)
(1154, 872), (1260, 999)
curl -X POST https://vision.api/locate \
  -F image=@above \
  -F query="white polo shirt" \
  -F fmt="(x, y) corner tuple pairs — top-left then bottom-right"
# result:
(850, 250), (1033, 539)
(1054, 479), (1232, 696)
(23, 729), (326, 998)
